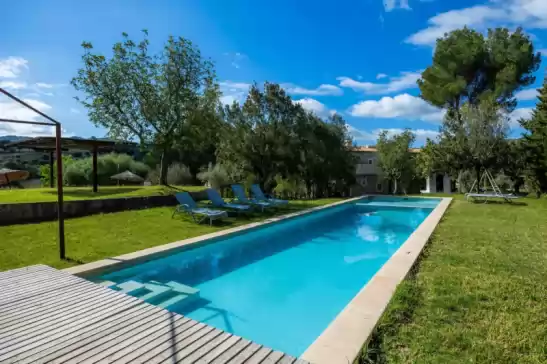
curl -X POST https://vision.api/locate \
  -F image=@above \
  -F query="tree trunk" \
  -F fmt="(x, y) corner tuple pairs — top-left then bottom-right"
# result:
(392, 179), (398, 194)
(159, 149), (169, 186)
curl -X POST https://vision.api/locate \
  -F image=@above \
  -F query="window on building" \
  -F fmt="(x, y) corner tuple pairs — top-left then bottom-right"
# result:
(376, 182), (383, 192)
(360, 176), (368, 187)
(367, 158), (374, 165)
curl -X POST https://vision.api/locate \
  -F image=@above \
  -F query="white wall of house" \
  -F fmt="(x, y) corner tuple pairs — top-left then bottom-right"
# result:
(421, 173), (453, 194)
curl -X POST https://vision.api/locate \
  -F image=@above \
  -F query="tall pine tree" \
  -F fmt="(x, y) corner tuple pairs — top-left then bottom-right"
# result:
(520, 77), (547, 195)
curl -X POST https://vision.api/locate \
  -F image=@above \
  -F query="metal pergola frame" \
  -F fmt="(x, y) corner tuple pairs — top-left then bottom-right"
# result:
(0, 87), (66, 260)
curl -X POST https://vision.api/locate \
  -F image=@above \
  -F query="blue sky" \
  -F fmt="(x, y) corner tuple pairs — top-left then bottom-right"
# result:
(1, 0), (546, 146)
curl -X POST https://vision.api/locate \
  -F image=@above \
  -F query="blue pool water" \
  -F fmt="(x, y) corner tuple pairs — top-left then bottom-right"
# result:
(98, 197), (439, 356)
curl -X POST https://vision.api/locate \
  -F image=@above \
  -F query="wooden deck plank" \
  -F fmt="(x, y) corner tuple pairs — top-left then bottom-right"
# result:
(176, 331), (232, 363)
(0, 284), (123, 333)
(243, 347), (273, 364)
(71, 313), (187, 364)
(0, 265), (301, 364)
(193, 335), (242, 364)
(223, 342), (263, 364)
(128, 323), (213, 364)
(44, 307), (174, 364)
(293, 359), (311, 364)
(209, 339), (252, 364)
(0, 288), (136, 344)
(276, 355), (297, 364)
(0, 298), (144, 361)
(103, 318), (196, 363)
(261, 351), (286, 364)
(14, 305), (161, 364)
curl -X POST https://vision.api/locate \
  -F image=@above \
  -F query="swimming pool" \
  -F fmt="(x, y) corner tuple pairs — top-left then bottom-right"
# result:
(95, 197), (440, 356)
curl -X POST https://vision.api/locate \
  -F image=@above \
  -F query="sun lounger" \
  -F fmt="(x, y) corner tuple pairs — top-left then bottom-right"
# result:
(206, 188), (252, 213)
(172, 192), (227, 225)
(231, 184), (273, 212)
(250, 184), (288, 205)
(465, 192), (520, 203)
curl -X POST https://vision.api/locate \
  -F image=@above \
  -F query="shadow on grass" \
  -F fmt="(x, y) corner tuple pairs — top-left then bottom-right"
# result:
(359, 241), (432, 364)
(468, 200), (528, 206)
(64, 256), (87, 265)
(44, 187), (143, 199)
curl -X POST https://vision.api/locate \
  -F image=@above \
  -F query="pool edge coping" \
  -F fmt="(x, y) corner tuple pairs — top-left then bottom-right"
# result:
(300, 197), (452, 364)
(63, 196), (365, 277)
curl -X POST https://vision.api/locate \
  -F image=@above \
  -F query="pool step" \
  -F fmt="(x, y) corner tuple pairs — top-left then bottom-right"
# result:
(101, 279), (200, 310)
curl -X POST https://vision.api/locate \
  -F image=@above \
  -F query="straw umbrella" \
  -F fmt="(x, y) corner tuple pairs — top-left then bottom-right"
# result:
(0, 168), (30, 188)
(110, 170), (144, 185)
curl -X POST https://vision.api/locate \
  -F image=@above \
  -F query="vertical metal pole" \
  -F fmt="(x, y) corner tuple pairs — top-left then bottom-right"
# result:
(92, 145), (98, 193)
(49, 150), (54, 188)
(55, 125), (65, 260)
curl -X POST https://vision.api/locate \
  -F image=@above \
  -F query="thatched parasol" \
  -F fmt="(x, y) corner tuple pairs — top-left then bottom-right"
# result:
(0, 168), (30, 186)
(110, 170), (144, 184)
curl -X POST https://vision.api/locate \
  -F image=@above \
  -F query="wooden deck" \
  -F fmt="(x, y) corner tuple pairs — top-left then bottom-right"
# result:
(0, 265), (309, 364)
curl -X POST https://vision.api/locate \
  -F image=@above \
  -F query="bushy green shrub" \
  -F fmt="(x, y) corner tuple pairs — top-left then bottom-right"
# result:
(197, 163), (231, 189)
(272, 175), (305, 199)
(167, 163), (193, 185)
(40, 153), (149, 186)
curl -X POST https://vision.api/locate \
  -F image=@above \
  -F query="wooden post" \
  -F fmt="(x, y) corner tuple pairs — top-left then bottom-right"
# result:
(92, 145), (98, 193)
(49, 150), (54, 188)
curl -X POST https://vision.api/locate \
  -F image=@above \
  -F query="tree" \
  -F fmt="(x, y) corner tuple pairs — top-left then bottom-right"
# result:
(419, 27), (540, 120)
(72, 31), (218, 185)
(438, 99), (509, 187)
(376, 130), (416, 194)
(499, 139), (526, 194)
(520, 77), (547, 195)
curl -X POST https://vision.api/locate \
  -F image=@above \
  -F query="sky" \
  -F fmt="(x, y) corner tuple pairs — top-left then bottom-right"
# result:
(1, 0), (547, 146)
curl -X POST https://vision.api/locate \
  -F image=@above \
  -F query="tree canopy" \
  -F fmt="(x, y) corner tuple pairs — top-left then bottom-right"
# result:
(376, 130), (416, 194)
(419, 27), (540, 120)
(72, 31), (218, 184)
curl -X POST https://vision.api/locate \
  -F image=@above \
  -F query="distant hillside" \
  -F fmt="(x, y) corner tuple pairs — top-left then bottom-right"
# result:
(0, 135), (30, 142)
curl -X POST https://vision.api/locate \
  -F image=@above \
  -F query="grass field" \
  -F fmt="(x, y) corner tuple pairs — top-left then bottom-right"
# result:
(0, 185), (205, 204)
(361, 195), (547, 364)
(0, 198), (341, 271)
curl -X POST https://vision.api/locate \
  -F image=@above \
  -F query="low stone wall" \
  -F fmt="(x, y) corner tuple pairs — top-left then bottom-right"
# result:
(0, 189), (208, 226)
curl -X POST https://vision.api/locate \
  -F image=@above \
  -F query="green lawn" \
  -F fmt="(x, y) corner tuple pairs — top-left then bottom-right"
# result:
(362, 195), (547, 364)
(0, 198), (341, 271)
(0, 185), (205, 204)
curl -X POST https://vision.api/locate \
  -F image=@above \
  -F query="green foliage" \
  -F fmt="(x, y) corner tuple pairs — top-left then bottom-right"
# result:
(272, 175), (306, 199)
(415, 139), (441, 179)
(520, 75), (547, 194)
(420, 27), (540, 116)
(40, 153), (149, 186)
(166, 163), (193, 185)
(376, 130), (416, 194)
(72, 31), (219, 185)
(40, 155), (76, 187)
(197, 163), (231, 189)
(216, 82), (355, 198)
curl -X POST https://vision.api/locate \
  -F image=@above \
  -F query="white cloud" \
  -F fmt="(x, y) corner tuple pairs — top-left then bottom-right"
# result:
(349, 93), (445, 123)
(337, 71), (421, 95)
(407, 0), (547, 46)
(70, 108), (81, 114)
(515, 88), (538, 101)
(383, 0), (411, 12)
(509, 107), (534, 127)
(0, 57), (28, 78)
(35, 83), (54, 89)
(283, 83), (343, 96)
(0, 81), (27, 90)
(295, 98), (334, 118)
(0, 98), (56, 136)
(219, 81), (251, 105)
(348, 125), (438, 144)
(376, 73), (388, 80)
(538, 49), (547, 56)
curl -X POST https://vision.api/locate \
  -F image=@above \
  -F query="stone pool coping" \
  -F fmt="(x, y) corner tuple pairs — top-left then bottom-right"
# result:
(63, 196), (364, 277)
(300, 197), (452, 364)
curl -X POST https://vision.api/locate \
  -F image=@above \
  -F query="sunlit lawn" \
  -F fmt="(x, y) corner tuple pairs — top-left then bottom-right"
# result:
(0, 198), (341, 271)
(362, 195), (547, 364)
(0, 185), (205, 204)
